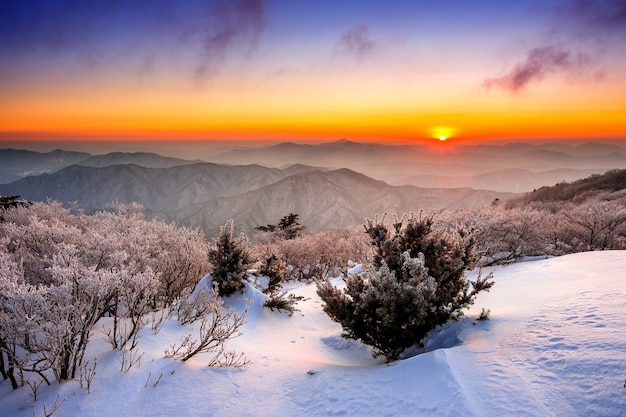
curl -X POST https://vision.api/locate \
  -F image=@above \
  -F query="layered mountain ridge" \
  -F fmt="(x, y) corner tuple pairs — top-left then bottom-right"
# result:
(0, 160), (510, 236)
(2, 140), (624, 236)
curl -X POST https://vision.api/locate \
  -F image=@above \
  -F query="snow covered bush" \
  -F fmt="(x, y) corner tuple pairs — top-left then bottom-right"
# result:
(0, 201), (211, 388)
(208, 219), (254, 296)
(435, 204), (553, 265)
(0, 245), (118, 385)
(255, 253), (306, 315)
(263, 291), (305, 316)
(90, 202), (211, 307)
(254, 227), (369, 282)
(105, 266), (160, 351)
(317, 213), (493, 361)
(562, 198), (626, 250)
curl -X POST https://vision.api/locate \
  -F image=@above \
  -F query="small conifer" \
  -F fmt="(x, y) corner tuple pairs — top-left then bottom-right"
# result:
(209, 219), (254, 296)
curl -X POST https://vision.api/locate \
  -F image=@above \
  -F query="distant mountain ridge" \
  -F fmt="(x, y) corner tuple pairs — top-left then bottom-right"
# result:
(2, 141), (625, 235)
(0, 163), (512, 236)
(210, 140), (626, 192)
(394, 168), (611, 193)
(3, 141), (625, 192)
(79, 152), (201, 168)
(0, 148), (91, 183)
(0, 149), (199, 184)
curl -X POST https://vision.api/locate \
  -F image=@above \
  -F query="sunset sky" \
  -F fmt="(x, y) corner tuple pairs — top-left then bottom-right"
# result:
(1, 0), (625, 145)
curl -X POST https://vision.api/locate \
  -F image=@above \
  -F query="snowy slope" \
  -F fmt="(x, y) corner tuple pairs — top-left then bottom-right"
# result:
(1, 251), (625, 417)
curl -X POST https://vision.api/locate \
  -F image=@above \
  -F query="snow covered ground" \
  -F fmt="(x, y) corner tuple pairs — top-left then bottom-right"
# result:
(1, 251), (625, 416)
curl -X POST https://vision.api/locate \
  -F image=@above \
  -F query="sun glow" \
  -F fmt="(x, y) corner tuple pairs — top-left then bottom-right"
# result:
(430, 126), (456, 142)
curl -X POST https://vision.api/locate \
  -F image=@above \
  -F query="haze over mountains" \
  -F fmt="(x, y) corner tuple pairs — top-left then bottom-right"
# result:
(1, 140), (624, 236)
(210, 140), (626, 193)
(0, 159), (509, 236)
(0, 149), (201, 184)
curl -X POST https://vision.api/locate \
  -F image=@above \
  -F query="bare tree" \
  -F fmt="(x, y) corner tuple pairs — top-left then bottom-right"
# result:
(165, 287), (250, 366)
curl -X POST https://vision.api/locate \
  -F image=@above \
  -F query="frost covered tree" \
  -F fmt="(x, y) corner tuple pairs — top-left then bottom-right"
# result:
(563, 198), (626, 250)
(317, 213), (493, 361)
(0, 245), (118, 384)
(0, 201), (211, 387)
(253, 226), (369, 282)
(208, 219), (254, 296)
(440, 205), (551, 265)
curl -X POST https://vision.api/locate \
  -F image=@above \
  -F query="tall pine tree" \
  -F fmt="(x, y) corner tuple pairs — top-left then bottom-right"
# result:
(208, 219), (254, 296)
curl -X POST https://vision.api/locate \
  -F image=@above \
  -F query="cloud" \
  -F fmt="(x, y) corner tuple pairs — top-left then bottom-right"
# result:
(483, 45), (594, 93)
(189, 0), (268, 83)
(335, 25), (376, 60)
(0, 0), (268, 86)
(483, 0), (623, 94)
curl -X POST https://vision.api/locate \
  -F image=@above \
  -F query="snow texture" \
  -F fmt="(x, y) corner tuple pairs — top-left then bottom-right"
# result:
(1, 251), (625, 416)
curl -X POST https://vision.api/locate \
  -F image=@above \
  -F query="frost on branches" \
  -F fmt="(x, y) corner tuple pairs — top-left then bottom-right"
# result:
(0, 201), (210, 389)
(317, 213), (493, 361)
(165, 286), (250, 367)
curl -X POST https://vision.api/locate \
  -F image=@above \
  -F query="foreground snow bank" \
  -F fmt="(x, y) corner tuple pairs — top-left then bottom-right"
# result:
(1, 251), (625, 416)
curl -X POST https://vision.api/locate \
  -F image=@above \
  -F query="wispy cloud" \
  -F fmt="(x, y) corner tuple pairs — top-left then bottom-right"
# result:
(483, 45), (594, 93)
(335, 25), (376, 60)
(484, 0), (623, 94)
(0, 0), (268, 86)
(189, 0), (268, 84)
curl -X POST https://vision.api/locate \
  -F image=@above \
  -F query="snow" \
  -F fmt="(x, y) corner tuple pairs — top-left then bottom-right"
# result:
(1, 251), (625, 416)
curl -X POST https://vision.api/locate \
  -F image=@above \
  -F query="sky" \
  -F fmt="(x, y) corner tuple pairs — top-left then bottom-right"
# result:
(1, 0), (626, 146)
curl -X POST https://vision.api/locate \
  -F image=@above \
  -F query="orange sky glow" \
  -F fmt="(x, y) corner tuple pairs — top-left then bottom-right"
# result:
(1, 1), (625, 147)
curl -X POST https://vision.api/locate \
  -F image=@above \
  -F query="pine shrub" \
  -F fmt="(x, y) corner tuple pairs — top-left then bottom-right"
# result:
(317, 213), (493, 361)
(263, 291), (305, 316)
(259, 254), (287, 294)
(208, 219), (254, 296)
(256, 213), (306, 240)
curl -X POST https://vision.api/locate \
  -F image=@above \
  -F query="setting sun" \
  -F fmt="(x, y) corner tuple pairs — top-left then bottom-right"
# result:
(429, 126), (456, 142)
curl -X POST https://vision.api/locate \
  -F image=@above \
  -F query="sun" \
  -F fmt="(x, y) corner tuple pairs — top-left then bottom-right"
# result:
(429, 126), (456, 142)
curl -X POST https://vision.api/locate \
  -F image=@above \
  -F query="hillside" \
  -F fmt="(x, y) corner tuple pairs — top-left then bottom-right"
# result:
(507, 169), (626, 206)
(163, 168), (511, 236)
(0, 163), (513, 236)
(1, 251), (624, 416)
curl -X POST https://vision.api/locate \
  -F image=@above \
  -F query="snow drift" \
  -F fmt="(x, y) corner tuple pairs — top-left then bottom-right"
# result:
(1, 251), (625, 416)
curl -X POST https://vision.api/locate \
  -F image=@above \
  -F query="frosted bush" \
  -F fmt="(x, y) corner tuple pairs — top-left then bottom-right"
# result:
(0, 201), (211, 388)
(253, 226), (369, 282)
(317, 213), (493, 361)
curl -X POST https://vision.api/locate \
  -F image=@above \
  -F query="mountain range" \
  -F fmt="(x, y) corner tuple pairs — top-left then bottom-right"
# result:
(0, 149), (199, 184)
(208, 140), (626, 192)
(2, 140), (625, 236)
(0, 155), (510, 236)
